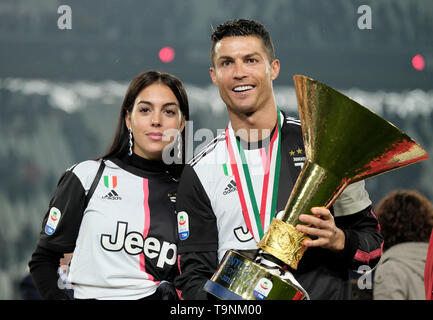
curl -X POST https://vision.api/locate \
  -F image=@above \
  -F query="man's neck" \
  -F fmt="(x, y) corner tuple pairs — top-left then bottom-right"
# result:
(229, 103), (278, 142)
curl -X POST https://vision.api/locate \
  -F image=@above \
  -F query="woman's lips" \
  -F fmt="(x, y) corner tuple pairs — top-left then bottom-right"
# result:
(146, 132), (164, 141)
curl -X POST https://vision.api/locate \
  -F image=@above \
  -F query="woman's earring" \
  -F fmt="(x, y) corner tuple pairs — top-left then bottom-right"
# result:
(128, 128), (133, 156)
(177, 132), (182, 161)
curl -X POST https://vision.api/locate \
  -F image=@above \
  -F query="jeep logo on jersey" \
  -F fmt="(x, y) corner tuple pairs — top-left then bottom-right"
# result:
(45, 207), (61, 235)
(100, 221), (177, 268)
(104, 175), (117, 189)
(233, 225), (254, 242)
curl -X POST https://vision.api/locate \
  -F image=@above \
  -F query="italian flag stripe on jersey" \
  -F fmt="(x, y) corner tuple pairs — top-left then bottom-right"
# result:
(222, 163), (233, 176)
(104, 175), (117, 189)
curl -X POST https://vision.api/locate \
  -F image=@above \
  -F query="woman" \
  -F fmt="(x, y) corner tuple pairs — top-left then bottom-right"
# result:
(373, 190), (433, 300)
(29, 71), (189, 299)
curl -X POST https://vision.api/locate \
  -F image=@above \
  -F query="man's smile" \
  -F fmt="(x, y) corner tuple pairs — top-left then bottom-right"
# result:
(232, 85), (254, 92)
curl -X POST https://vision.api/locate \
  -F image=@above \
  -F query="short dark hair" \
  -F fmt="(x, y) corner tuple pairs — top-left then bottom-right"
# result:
(210, 19), (275, 66)
(101, 71), (189, 164)
(376, 190), (433, 250)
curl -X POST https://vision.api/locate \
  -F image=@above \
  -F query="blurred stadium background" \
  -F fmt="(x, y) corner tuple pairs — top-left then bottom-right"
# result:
(0, 0), (432, 299)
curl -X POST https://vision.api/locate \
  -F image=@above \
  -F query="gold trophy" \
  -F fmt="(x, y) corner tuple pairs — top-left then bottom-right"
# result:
(203, 75), (429, 300)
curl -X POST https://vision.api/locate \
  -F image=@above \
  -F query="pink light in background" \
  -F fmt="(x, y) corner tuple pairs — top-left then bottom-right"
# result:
(159, 46), (175, 63)
(412, 54), (425, 71)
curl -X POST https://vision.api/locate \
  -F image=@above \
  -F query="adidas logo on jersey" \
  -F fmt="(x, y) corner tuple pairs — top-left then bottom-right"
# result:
(223, 179), (237, 195)
(102, 189), (122, 200)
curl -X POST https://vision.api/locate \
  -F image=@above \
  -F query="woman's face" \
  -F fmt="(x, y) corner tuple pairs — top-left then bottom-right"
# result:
(125, 82), (185, 160)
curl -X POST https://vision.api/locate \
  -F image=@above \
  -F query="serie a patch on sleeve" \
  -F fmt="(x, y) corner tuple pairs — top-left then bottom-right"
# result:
(45, 207), (62, 235)
(177, 211), (189, 240)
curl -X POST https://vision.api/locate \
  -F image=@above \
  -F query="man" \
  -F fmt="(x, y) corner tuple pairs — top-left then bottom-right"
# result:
(174, 19), (383, 300)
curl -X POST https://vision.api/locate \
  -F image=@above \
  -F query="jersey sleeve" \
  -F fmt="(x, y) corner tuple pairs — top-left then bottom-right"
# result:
(37, 169), (87, 253)
(176, 164), (218, 253)
(175, 251), (218, 300)
(175, 164), (219, 299)
(328, 180), (383, 269)
(332, 180), (372, 217)
(334, 205), (383, 270)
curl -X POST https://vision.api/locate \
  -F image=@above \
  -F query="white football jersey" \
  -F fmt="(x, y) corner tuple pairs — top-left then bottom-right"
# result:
(37, 155), (179, 299)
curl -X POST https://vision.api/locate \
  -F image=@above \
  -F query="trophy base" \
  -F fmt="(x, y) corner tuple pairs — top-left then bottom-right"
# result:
(203, 250), (306, 300)
(203, 280), (244, 300)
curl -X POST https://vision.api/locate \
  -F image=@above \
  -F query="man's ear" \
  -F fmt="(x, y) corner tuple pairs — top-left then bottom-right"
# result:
(209, 67), (218, 86)
(270, 59), (280, 81)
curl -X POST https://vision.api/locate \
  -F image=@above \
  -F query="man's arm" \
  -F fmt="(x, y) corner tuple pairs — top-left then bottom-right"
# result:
(295, 181), (383, 269)
(297, 204), (382, 269)
(336, 204), (383, 269)
(175, 252), (218, 300)
(174, 165), (219, 299)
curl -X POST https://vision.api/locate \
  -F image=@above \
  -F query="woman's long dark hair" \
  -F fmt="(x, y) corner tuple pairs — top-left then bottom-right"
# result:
(99, 71), (190, 168)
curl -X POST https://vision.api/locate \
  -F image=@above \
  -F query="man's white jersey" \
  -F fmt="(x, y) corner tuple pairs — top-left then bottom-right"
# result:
(177, 112), (372, 262)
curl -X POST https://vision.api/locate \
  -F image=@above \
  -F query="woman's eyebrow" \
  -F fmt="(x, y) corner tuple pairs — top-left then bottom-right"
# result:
(137, 101), (178, 107)
(137, 100), (153, 106)
(162, 102), (179, 107)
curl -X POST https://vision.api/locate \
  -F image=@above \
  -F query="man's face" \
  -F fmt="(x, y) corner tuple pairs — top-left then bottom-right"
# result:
(210, 36), (280, 117)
